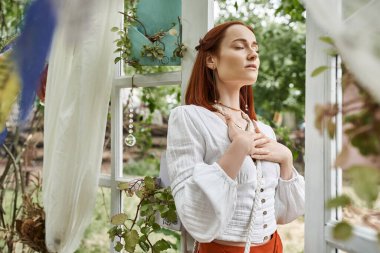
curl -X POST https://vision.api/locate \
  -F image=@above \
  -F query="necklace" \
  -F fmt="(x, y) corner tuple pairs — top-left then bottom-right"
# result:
(213, 103), (252, 131)
(217, 102), (241, 112)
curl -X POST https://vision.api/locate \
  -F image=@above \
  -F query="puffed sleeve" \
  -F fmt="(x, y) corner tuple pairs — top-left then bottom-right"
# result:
(166, 106), (238, 242)
(269, 126), (305, 224)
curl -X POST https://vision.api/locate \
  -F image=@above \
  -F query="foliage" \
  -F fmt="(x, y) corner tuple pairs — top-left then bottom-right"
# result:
(313, 37), (380, 241)
(108, 176), (178, 253)
(274, 0), (306, 23)
(0, 0), (29, 39)
(124, 155), (160, 177)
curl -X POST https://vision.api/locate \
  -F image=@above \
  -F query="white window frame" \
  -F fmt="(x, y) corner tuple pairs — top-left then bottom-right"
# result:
(305, 1), (380, 252)
(98, 1), (214, 252)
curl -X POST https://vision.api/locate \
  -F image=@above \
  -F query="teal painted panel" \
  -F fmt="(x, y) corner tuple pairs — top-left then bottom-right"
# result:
(128, 0), (182, 66)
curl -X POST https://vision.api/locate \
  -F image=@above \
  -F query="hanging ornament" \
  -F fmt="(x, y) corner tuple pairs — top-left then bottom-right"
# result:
(124, 86), (136, 147)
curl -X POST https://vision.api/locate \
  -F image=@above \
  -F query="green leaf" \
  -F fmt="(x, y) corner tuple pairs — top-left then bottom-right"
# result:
(319, 36), (335, 46)
(136, 190), (143, 198)
(154, 192), (164, 200)
(165, 209), (178, 223)
(157, 205), (170, 214)
(140, 204), (150, 212)
(153, 239), (171, 252)
(108, 226), (121, 238)
(140, 226), (151, 235)
(234, 1), (238, 11)
(326, 195), (351, 209)
(111, 26), (119, 32)
(151, 222), (161, 231)
(114, 57), (121, 64)
(111, 213), (128, 225)
(325, 48), (338, 57)
(347, 165), (380, 208)
(114, 242), (123, 252)
(311, 66), (329, 77)
(144, 176), (155, 191)
(333, 221), (352, 240)
(139, 240), (150, 252)
(124, 229), (139, 252)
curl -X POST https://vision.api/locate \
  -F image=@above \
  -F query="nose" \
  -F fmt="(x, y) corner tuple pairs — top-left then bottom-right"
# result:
(247, 48), (258, 60)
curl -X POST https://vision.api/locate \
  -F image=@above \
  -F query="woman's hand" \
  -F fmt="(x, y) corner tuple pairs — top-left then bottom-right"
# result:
(226, 116), (269, 155)
(251, 137), (294, 179)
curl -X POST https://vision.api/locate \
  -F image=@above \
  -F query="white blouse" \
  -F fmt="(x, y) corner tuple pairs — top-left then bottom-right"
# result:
(166, 104), (305, 244)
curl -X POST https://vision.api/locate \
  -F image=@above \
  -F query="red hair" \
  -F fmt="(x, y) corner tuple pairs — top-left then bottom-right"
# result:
(185, 21), (258, 120)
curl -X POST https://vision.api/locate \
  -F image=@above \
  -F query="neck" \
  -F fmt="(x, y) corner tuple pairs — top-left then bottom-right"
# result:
(217, 85), (241, 110)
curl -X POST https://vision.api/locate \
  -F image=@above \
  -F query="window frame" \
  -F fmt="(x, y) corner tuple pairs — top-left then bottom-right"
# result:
(99, 1), (215, 252)
(305, 2), (380, 252)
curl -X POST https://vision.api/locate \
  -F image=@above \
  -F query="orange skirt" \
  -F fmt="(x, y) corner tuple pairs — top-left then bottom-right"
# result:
(198, 231), (283, 253)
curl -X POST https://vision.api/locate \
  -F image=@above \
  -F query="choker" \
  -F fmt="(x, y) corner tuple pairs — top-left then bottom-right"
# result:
(217, 102), (241, 112)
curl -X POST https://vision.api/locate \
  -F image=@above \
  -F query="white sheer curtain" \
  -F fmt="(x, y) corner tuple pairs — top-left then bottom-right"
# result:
(42, 0), (122, 252)
(304, 0), (380, 103)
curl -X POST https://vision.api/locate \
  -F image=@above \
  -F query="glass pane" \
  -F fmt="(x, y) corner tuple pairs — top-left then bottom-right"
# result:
(121, 85), (180, 178)
(76, 187), (111, 253)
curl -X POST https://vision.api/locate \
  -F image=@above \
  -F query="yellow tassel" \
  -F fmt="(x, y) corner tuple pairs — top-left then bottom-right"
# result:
(0, 52), (21, 128)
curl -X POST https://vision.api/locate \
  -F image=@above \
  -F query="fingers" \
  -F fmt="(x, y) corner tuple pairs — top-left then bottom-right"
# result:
(252, 132), (269, 140)
(251, 147), (269, 155)
(250, 154), (267, 160)
(253, 136), (271, 147)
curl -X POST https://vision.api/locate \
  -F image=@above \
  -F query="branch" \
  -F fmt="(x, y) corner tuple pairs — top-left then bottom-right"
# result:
(130, 197), (144, 230)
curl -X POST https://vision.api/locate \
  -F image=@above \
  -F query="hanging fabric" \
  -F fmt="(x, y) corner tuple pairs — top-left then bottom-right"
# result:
(42, 0), (122, 252)
(304, 0), (380, 102)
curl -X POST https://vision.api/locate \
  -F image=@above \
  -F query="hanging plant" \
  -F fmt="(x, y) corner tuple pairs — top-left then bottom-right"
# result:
(111, 0), (185, 69)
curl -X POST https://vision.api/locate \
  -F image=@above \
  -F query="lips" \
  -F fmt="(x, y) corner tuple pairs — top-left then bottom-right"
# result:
(245, 64), (257, 69)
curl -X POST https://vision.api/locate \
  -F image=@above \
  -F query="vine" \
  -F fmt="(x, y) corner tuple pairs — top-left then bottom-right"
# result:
(108, 176), (178, 253)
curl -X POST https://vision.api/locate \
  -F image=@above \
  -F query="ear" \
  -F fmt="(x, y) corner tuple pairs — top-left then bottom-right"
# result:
(206, 53), (217, 70)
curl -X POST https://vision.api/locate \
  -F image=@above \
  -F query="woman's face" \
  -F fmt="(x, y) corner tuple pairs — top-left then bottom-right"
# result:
(210, 24), (260, 88)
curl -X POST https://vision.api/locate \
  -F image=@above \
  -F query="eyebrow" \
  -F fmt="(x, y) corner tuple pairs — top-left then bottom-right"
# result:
(231, 38), (258, 46)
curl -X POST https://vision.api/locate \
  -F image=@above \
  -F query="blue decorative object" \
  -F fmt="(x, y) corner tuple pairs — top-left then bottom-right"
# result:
(0, 128), (7, 145)
(12, 0), (56, 123)
(128, 0), (182, 66)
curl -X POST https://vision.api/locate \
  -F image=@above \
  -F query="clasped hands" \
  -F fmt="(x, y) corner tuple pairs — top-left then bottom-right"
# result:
(225, 116), (293, 167)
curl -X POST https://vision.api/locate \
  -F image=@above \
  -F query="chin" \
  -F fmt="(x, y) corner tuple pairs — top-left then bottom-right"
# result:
(242, 77), (258, 84)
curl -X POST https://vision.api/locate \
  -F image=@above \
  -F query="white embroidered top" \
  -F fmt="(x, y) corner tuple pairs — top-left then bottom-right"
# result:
(166, 104), (305, 244)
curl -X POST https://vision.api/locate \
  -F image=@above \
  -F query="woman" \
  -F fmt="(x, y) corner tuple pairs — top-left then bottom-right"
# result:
(166, 21), (305, 253)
